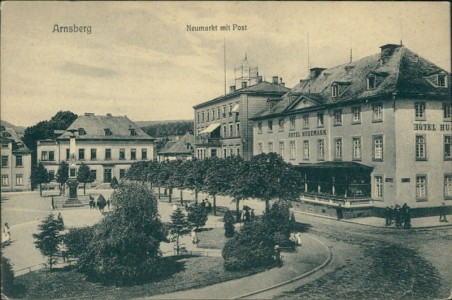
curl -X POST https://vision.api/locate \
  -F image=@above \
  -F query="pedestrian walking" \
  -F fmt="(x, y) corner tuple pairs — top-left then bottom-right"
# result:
(59, 241), (69, 263)
(295, 232), (302, 246)
(244, 209), (251, 223)
(336, 204), (344, 220)
(51, 196), (55, 210)
(89, 195), (95, 209)
(2, 223), (11, 244)
(274, 245), (282, 265)
(439, 202), (448, 222)
(191, 229), (198, 244)
(394, 205), (402, 228)
(57, 212), (65, 229)
(384, 206), (392, 226)
(402, 204), (411, 229)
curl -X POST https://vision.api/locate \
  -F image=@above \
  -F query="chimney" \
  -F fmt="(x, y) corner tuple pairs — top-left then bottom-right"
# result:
(257, 76), (263, 83)
(241, 81), (247, 88)
(84, 112), (94, 116)
(230, 85), (236, 93)
(380, 44), (401, 64)
(272, 76), (279, 84)
(309, 68), (326, 79)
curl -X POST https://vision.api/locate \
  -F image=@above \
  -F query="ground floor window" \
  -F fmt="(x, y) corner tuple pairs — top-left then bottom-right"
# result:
(90, 170), (97, 181)
(445, 175), (452, 199)
(119, 169), (126, 179)
(16, 174), (23, 186)
(1, 174), (9, 186)
(279, 142), (285, 159)
(258, 142), (263, 154)
(416, 175), (427, 200)
(268, 142), (273, 153)
(374, 176), (383, 198)
(104, 169), (112, 183)
(223, 148), (227, 158)
(303, 141), (309, 160)
(290, 141), (296, 160)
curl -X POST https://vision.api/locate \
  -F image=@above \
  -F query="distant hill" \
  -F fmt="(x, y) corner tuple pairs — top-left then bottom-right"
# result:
(135, 119), (192, 128)
(140, 120), (193, 137)
(0, 120), (25, 134)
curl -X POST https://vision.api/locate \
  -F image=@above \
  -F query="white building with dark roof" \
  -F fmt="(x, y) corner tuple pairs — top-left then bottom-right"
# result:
(157, 132), (195, 161)
(251, 44), (451, 217)
(37, 113), (155, 185)
(1, 126), (32, 191)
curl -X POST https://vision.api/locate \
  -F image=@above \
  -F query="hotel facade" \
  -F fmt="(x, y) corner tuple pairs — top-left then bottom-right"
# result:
(251, 44), (451, 216)
(37, 113), (155, 185)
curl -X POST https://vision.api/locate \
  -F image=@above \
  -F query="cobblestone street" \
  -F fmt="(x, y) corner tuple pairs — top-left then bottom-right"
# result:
(275, 214), (452, 300)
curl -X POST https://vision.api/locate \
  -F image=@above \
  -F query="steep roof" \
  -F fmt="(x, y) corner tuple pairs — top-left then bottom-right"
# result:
(57, 114), (155, 141)
(1, 127), (31, 153)
(193, 81), (290, 109)
(158, 132), (194, 155)
(252, 44), (450, 120)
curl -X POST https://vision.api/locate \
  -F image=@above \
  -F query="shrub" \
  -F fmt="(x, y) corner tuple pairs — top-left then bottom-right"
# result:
(32, 214), (62, 270)
(187, 204), (208, 230)
(63, 226), (96, 258)
(223, 209), (235, 238)
(222, 219), (275, 271)
(1, 256), (15, 296)
(262, 201), (293, 246)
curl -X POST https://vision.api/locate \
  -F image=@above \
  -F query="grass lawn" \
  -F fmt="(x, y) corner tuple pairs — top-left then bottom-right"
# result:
(197, 227), (227, 249)
(12, 256), (271, 299)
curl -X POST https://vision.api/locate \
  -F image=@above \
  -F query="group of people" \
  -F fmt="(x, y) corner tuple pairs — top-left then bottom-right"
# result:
(384, 203), (411, 228)
(241, 205), (255, 223)
(89, 195), (110, 212)
(200, 198), (212, 212)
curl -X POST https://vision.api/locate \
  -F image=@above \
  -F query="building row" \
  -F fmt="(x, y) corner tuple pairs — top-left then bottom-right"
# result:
(193, 44), (451, 215)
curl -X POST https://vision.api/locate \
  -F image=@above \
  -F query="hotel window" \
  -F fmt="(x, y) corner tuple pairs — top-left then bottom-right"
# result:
(2, 174), (9, 186)
(197, 112), (200, 124)
(223, 148), (227, 158)
(438, 74), (447, 87)
(15, 174), (23, 185)
(445, 175), (452, 199)
(268, 120), (273, 133)
(268, 142), (274, 153)
(131, 149), (137, 160)
(49, 151), (55, 161)
(332, 85), (338, 97)
(202, 112), (205, 123)
(229, 124), (233, 137)
(415, 102), (426, 120)
(367, 75), (376, 89)
(334, 138), (342, 160)
(105, 149), (111, 160)
(334, 110), (342, 126)
(91, 149), (97, 160)
(317, 139), (325, 161)
(16, 155), (23, 167)
(229, 104), (233, 115)
(373, 135), (383, 161)
(78, 149), (85, 160)
(222, 106), (226, 117)
(352, 106), (361, 124)
(352, 137), (362, 160)
(120, 169), (126, 179)
(303, 141), (309, 160)
(258, 142), (263, 154)
(119, 149), (125, 160)
(279, 141), (285, 159)
(444, 136), (452, 160)
(142, 148), (147, 159)
(374, 176), (383, 198)
(230, 148), (234, 156)
(278, 118), (285, 132)
(207, 111), (210, 122)
(258, 122), (263, 134)
(222, 125), (226, 137)
(289, 116), (296, 130)
(303, 115), (309, 129)
(66, 149), (70, 160)
(444, 103), (451, 120)
(41, 151), (48, 161)
(415, 135), (427, 160)
(317, 113), (324, 127)
(1, 156), (8, 167)
(372, 104), (383, 122)
(290, 141), (296, 160)
(416, 175), (427, 200)
(217, 108), (221, 119)
(212, 109), (215, 120)
(236, 123), (240, 136)
(90, 170), (97, 181)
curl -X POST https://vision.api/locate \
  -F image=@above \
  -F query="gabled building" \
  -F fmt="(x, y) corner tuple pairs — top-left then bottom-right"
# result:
(1, 126), (32, 191)
(193, 56), (290, 160)
(251, 44), (451, 216)
(157, 132), (195, 161)
(37, 113), (155, 185)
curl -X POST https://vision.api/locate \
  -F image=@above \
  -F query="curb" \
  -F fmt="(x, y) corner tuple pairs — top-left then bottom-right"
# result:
(233, 233), (333, 299)
(292, 210), (452, 230)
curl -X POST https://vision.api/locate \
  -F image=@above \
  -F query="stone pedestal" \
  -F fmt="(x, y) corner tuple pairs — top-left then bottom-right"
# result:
(63, 179), (84, 208)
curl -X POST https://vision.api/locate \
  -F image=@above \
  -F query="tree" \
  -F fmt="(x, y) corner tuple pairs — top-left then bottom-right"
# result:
(31, 163), (50, 196)
(32, 214), (62, 270)
(223, 209), (235, 238)
(168, 208), (191, 255)
(184, 158), (208, 203)
(203, 157), (225, 215)
(77, 163), (93, 195)
(1, 256), (15, 296)
(56, 161), (69, 195)
(77, 184), (166, 284)
(187, 204), (208, 230)
(168, 160), (187, 205)
(110, 176), (119, 189)
(262, 201), (294, 246)
(63, 226), (96, 258)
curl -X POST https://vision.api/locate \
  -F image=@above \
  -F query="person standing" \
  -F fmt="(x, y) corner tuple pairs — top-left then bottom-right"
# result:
(336, 204), (344, 220)
(439, 202), (448, 222)
(2, 223), (11, 244)
(403, 204), (411, 229)
(385, 206), (392, 226)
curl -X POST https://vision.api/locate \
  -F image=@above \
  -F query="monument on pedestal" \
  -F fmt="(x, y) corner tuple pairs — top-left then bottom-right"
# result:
(63, 132), (84, 207)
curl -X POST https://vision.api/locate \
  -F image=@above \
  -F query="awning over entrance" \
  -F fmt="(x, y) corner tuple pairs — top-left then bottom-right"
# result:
(298, 161), (373, 172)
(200, 123), (221, 134)
(231, 103), (240, 113)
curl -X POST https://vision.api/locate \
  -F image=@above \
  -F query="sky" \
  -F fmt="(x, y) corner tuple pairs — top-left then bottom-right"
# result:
(1, 1), (450, 127)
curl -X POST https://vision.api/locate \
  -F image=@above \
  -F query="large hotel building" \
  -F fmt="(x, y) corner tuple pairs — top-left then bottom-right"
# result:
(250, 44), (451, 216)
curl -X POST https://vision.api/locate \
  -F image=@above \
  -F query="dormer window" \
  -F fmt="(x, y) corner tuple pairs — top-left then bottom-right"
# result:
(130, 129), (137, 136)
(331, 85), (338, 97)
(367, 75), (376, 89)
(438, 74), (447, 87)
(78, 128), (86, 135)
(104, 128), (112, 136)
